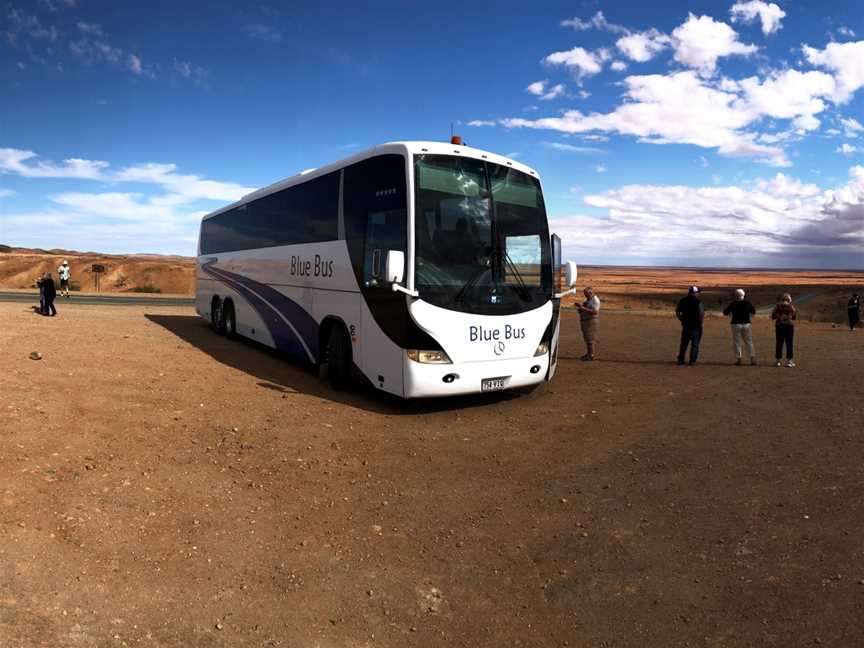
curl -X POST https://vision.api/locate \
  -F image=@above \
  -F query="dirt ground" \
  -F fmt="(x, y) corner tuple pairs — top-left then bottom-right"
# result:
(1, 300), (863, 647)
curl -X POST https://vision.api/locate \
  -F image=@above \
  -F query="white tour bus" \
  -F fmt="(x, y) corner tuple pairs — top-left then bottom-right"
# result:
(196, 140), (577, 398)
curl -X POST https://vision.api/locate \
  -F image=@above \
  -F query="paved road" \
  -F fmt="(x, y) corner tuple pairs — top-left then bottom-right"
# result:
(0, 291), (194, 307)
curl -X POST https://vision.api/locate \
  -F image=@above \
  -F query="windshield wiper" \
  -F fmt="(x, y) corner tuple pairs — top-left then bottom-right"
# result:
(451, 263), (490, 304)
(500, 248), (533, 302)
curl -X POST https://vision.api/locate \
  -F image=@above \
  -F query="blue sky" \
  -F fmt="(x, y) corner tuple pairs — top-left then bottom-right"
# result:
(1, 0), (862, 268)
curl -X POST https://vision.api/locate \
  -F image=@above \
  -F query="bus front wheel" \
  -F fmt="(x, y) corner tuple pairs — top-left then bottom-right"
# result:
(327, 326), (351, 390)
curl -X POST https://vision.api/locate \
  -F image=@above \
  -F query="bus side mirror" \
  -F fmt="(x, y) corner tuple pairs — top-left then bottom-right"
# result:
(385, 250), (405, 284)
(554, 261), (578, 299)
(565, 261), (577, 287)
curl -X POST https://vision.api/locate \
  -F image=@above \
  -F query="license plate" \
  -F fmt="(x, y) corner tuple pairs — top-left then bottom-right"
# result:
(481, 377), (509, 392)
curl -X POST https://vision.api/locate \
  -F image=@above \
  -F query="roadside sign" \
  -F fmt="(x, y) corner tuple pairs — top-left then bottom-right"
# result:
(92, 264), (105, 291)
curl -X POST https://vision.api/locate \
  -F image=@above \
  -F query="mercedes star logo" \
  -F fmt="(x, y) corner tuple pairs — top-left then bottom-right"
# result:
(493, 341), (505, 356)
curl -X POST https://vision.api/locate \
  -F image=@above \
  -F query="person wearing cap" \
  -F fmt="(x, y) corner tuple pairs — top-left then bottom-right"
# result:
(722, 288), (757, 365)
(57, 259), (71, 297)
(771, 293), (797, 367)
(675, 286), (704, 365)
(849, 293), (861, 331)
(575, 286), (600, 361)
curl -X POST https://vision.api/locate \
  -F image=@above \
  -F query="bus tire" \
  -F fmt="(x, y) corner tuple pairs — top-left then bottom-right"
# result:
(327, 326), (352, 390)
(223, 300), (237, 340)
(211, 297), (224, 334)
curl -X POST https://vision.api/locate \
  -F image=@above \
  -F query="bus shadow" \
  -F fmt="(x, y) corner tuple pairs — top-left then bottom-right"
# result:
(144, 314), (526, 415)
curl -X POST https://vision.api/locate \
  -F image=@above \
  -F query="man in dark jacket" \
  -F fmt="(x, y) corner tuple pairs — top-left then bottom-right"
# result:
(676, 285), (704, 365)
(722, 288), (757, 365)
(40, 272), (57, 316)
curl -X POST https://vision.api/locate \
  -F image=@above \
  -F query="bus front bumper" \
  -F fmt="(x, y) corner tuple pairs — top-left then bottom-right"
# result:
(403, 353), (550, 398)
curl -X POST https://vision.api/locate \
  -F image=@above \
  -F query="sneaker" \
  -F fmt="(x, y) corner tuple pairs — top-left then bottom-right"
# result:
(775, 360), (782, 367)
(677, 359), (685, 366)
(735, 358), (742, 366)
(787, 360), (795, 367)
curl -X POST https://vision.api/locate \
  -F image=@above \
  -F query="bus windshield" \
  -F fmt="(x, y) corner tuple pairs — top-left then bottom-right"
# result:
(413, 154), (553, 315)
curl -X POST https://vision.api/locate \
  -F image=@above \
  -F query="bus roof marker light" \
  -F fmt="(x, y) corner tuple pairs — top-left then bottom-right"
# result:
(451, 135), (462, 145)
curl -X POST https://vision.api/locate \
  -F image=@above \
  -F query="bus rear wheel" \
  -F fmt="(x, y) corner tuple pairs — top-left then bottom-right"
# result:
(211, 297), (224, 334)
(223, 301), (237, 340)
(327, 326), (351, 390)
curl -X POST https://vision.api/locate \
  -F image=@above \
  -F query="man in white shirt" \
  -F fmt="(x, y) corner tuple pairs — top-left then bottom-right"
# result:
(575, 286), (601, 361)
(57, 260), (71, 297)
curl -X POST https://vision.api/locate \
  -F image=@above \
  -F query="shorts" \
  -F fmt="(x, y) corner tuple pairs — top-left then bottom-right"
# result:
(580, 317), (598, 343)
(60, 279), (69, 288)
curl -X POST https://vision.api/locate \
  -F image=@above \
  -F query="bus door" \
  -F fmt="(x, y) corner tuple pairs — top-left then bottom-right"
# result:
(360, 208), (407, 393)
(547, 233), (563, 380)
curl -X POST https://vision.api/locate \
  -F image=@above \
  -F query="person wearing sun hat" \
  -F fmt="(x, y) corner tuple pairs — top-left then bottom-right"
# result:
(722, 288), (757, 365)
(675, 285), (704, 366)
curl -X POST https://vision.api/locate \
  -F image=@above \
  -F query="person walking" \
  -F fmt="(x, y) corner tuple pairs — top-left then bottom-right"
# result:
(41, 272), (57, 317)
(771, 293), (796, 367)
(575, 286), (600, 361)
(57, 259), (71, 297)
(676, 285), (704, 365)
(722, 288), (757, 365)
(848, 293), (861, 331)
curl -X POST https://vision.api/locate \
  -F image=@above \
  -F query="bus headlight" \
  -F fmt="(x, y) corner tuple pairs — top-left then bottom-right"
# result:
(407, 349), (452, 364)
(534, 342), (549, 357)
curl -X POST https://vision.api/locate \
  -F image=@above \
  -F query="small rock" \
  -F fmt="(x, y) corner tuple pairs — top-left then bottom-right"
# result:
(215, 622), (223, 630)
(29, 351), (42, 361)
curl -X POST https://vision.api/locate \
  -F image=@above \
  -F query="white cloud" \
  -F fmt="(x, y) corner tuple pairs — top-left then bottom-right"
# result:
(544, 47), (609, 80)
(560, 11), (628, 35)
(552, 167), (864, 266)
(244, 24), (283, 42)
(611, 61), (628, 72)
(0, 150), (257, 255)
(76, 22), (103, 36)
(0, 148), (254, 203)
(671, 14), (757, 76)
(113, 162), (253, 202)
(730, 1), (786, 35)
(578, 90), (591, 100)
(841, 117), (864, 137)
(0, 189), (15, 198)
(128, 54), (143, 75)
(803, 40), (864, 103)
(0, 148), (109, 179)
(467, 120), (496, 127)
(496, 71), (791, 166)
(526, 80), (566, 101)
(838, 26), (856, 38)
(616, 29), (671, 63)
(595, 163), (608, 173)
(736, 69), (835, 128)
(543, 142), (605, 154)
(837, 143), (860, 156)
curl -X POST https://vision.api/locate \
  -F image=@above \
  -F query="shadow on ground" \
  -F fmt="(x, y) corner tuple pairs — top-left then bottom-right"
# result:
(144, 313), (527, 415)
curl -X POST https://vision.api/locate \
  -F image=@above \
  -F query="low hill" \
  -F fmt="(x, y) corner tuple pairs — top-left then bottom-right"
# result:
(0, 246), (195, 295)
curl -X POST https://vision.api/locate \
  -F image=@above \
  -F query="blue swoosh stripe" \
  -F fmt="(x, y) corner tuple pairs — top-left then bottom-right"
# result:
(202, 262), (318, 362)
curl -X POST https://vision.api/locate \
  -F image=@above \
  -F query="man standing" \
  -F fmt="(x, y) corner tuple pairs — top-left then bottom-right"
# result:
(575, 286), (600, 361)
(849, 293), (861, 331)
(676, 286), (704, 365)
(40, 272), (57, 316)
(722, 288), (757, 365)
(57, 259), (71, 297)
